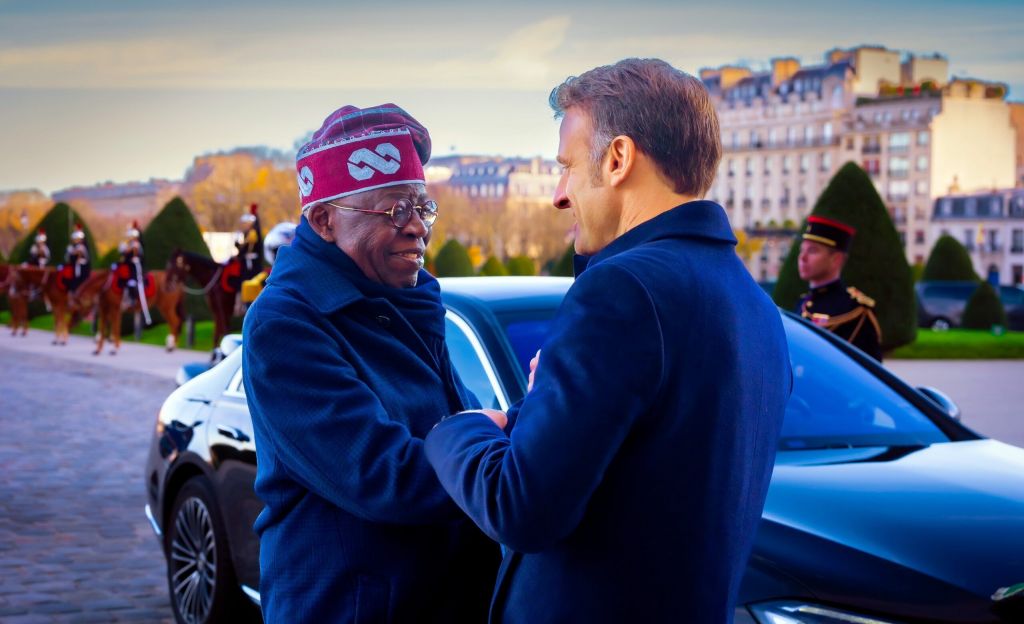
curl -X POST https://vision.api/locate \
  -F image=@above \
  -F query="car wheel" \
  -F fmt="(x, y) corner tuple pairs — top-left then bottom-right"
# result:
(930, 317), (951, 331)
(166, 477), (257, 624)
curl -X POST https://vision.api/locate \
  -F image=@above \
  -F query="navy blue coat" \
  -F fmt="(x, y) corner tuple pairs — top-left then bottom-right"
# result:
(425, 201), (792, 623)
(243, 221), (498, 623)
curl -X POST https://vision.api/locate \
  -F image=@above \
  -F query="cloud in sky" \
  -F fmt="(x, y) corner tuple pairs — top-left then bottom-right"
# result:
(0, 0), (1021, 193)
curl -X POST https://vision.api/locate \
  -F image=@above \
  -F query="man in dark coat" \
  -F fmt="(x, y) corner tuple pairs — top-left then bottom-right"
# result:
(242, 104), (498, 623)
(796, 215), (883, 361)
(425, 59), (792, 623)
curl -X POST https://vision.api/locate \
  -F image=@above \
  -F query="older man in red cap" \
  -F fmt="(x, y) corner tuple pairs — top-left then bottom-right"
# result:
(242, 104), (498, 623)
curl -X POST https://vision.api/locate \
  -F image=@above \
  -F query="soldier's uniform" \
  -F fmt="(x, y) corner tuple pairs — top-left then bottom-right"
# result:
(64, 224), (91, 292)
(796, 216), (883, 361)
(118, 221), (145, 303)
(28, 230), (50, 268)
(236, 203), (263, 283)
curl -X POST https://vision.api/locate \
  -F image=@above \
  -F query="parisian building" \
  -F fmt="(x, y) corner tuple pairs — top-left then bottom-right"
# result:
(702, 45), (1017, 281)
(932, 189), (1024, 285)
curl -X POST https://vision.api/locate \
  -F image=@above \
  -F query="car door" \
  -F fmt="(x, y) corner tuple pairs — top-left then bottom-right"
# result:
(207, 364), (262, 591)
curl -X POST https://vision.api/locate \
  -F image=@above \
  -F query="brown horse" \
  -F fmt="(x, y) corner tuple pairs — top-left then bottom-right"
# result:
(167, 250), (238, 349)
(8, 266), (74, 344)
(1, 264), (30, 337)
(73, 268), (184, 355)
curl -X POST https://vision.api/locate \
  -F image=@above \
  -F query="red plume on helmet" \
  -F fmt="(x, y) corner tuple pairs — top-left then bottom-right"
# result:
(250, 203), (259, 215)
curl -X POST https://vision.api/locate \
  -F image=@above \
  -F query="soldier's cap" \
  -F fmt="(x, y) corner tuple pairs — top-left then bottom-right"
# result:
(803, 215), (856, 252)
(295, 104), (431, 213)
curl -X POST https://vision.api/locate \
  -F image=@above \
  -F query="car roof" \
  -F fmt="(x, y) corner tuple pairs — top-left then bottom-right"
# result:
(439, 276), (573, 313)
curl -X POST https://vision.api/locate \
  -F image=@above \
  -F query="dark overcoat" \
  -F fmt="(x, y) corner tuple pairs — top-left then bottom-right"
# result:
(243, 221), (498, 623)
(426, 201), (792, 623)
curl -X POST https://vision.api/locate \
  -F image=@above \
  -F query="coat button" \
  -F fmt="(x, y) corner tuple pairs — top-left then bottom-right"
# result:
(376, 315), (391, 328)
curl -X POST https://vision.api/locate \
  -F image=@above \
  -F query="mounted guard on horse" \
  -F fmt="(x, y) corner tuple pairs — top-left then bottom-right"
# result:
(60, 222), (91, 296)
(115, 220), (154, 325)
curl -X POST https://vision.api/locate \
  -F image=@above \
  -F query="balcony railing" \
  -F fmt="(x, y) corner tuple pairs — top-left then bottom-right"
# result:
(862, 145), (882, 154)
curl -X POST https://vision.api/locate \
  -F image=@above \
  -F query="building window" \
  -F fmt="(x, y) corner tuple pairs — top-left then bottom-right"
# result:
(731, 132), (739, 148)
(804, 125), (814, 145)
(799, 154), (810, 173)
(786, 127), (796, 146)
(764, 157), (772, 175)
(888, 180), (910, 199)
(1012, 197), (1024, 218)
(745, 157), (754, 176)
(862, 158), (880, 175)
(916, 180), (929, 195)
(917, 131), (929, 146)
(820, 152), (832, 172)
(889, 132), (910, 152)
(782, 155), (792, 174)
(750, 131), (760, 147)
(823, 122), (833, 143)
(916, 155), (929, 171)
(728, 159), (735, 176)
(963, 228), (975, 251)
(889, 157), (909, 176)
(914, 230), (925, 245)
(768, 128), (777, 146)
(1012, 229), (1023, 254)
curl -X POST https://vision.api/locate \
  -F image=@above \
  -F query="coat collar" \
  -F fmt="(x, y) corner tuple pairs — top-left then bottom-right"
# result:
(577, 200), (736, 274)
(268, 218), (434, 315)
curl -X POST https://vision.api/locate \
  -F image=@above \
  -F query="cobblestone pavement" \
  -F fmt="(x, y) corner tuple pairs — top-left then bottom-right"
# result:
(0, 343), (176, 623)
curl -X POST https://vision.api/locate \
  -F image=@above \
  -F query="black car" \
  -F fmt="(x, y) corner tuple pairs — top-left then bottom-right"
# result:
(145, 276), (1024, 624)
(916, 280), (1024, 330)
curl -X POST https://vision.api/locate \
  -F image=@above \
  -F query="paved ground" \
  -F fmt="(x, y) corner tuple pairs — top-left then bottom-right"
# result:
(886, 359), (1024, 447)
(1, 327), (1021, 623)
(0, 333), (194, 623)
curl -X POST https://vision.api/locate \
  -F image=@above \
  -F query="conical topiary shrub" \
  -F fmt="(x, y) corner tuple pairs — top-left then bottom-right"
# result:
(434, 239), (474, 277)
(773, 161), (916, 350)
(961, 282), (1006, 329)
(506, 255), (536, 276)
(10, 203), (98, 267)
(141, 196), (212, 271)
(478, 255), (509, 277)
(921, 235), (979, 282)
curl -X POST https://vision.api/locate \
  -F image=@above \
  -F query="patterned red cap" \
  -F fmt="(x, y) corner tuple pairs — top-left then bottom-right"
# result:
(295, 104), (431, 212)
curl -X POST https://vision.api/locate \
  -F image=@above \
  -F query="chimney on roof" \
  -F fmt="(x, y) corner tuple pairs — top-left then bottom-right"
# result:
(771, 57), (801, 88)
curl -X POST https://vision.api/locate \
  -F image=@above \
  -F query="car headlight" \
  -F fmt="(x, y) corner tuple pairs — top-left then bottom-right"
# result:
(749, 601), (900, 624)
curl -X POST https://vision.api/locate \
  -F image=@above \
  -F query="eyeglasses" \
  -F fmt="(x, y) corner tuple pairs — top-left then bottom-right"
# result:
(325, 198), (438, 228)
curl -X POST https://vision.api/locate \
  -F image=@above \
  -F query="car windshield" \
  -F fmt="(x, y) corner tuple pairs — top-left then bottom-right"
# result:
(780, 316), (948, 450)
(487, 308), (950, 452)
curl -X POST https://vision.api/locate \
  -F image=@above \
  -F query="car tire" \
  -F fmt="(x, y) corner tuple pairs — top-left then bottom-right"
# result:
(165, 476), (260, 624)
(930, 317), (951, 331)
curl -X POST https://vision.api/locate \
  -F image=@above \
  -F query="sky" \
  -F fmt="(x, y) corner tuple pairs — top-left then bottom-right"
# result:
(1, 0), (1022, 194)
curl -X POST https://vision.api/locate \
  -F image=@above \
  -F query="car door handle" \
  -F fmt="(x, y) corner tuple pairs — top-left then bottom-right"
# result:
(216, 425), (251, 443)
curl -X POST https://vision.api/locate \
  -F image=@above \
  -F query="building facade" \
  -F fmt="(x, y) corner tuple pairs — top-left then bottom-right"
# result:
(703, 46), (1017, 280)
(52, 179), (181, 224)
(932, 189), (1024, 285)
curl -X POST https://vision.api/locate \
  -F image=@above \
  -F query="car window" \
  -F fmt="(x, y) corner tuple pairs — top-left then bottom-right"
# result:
(445, 312), (508, 411)
(780, 317), (949, 450)
(1000, 287), (1024, 305)
(499, 314), (556, 377)
(226, 366), (245, 397)
(922, 284), (973, 300)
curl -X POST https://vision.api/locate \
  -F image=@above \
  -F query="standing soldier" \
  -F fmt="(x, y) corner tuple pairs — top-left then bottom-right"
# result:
(796, 215), (883, 361)
(27, 229), (50, 267)
(64, 223), (91, 292)
(236, 203), (263, 282)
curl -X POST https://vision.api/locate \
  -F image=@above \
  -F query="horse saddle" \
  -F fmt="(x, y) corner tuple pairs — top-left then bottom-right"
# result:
(220, 258), (242, 294)
(57, 265), (74, 292)
(113, 266), (155, 299)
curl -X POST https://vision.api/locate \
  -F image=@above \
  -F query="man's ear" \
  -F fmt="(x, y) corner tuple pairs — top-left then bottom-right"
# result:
(606, 135), (636, 188)
(306, 205), (334, 242)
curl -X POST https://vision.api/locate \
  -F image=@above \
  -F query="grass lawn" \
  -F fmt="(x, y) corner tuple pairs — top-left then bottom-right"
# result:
(890, 328), (1024, 359)
(0, 310), (216, 352)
